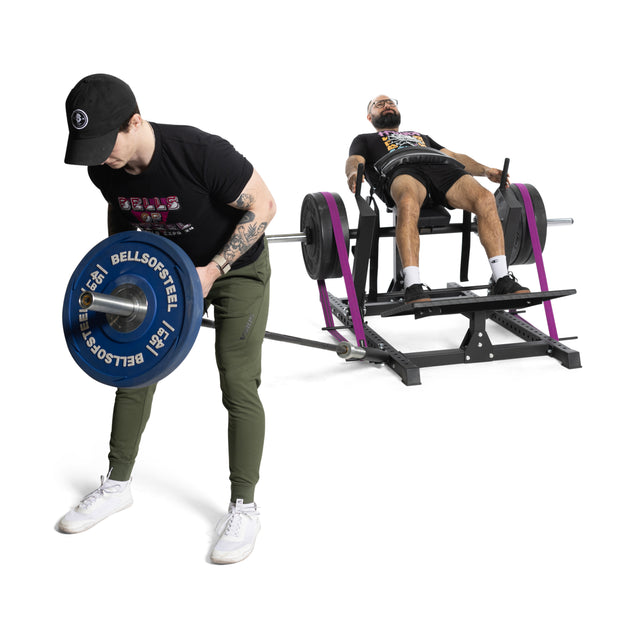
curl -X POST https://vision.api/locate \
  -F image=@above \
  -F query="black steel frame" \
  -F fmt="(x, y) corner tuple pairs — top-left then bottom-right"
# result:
(317, 182), (581, 386)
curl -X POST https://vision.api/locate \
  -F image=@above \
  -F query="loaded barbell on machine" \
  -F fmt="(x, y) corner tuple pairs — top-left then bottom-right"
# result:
(295, 158), (580, 385)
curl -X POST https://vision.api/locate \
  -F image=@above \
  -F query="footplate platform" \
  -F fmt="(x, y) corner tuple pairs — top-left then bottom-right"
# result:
(381, 289), (576, 319)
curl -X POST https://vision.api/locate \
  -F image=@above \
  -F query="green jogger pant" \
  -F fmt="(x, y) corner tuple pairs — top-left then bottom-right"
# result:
(107, 245), (270, 504)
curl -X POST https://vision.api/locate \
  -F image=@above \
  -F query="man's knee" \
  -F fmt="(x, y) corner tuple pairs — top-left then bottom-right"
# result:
(389, 174), (427, 214)
(394, 192), (420, 214)
(473, 187), (497, 216)
(447, 176), (496, 216)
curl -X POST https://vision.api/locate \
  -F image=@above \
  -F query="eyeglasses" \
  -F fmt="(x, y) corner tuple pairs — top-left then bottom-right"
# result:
(371, 98), (398, 109)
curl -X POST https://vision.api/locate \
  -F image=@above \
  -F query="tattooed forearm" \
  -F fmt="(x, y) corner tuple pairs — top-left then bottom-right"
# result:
(234, 192), (256, 210)
(212, 171), (276, 273)
(220, 211), (268, 263)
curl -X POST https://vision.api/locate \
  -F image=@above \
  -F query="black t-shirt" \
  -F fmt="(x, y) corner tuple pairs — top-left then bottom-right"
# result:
(88, 123), (260, 268)
(349, 130), (443, 192)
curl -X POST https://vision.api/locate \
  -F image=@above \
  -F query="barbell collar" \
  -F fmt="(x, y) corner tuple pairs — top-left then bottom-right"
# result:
(337, 342), (388, 363)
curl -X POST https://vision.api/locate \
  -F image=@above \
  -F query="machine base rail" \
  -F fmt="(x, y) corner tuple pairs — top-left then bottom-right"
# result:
(324, 285), (581, 386)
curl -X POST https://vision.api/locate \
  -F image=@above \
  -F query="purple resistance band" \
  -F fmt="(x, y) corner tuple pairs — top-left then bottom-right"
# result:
(317, 280), (350, 343)
(315, 192), (367, 347)
(514, 183), (558, 341)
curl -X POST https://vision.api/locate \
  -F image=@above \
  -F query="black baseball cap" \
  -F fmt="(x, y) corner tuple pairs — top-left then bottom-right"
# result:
(64, 74), (138, 166)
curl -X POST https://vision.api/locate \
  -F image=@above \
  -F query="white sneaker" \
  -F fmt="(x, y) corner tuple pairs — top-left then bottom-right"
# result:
(210, 499), (261, 564)
(58, 476), (133, 534)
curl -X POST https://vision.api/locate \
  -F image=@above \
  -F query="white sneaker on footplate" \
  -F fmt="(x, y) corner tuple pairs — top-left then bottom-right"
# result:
(58, 476), (133, 534)
(210, 499), (261, 564)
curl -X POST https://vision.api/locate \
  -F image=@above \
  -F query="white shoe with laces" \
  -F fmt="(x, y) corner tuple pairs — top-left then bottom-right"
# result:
(58, 475), (133, 534)
(210, 499), (261, 564)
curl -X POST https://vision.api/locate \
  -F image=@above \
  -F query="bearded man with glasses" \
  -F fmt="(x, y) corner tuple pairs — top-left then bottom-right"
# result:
(346, 95), (529, 303)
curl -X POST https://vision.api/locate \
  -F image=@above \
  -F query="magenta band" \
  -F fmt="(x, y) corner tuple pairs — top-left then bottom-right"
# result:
(320, 192), (367, 347)
(514, 183), (558, 341)
(317, 279), (350, 343)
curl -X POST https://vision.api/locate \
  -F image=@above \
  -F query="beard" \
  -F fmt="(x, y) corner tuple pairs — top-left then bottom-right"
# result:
(370, 110), (401, 129)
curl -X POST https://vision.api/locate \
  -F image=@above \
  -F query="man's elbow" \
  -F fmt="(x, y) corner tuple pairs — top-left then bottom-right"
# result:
(346, 154), (365, 175)
(259, 195), (276, 225)
(266, 197), (277, 222)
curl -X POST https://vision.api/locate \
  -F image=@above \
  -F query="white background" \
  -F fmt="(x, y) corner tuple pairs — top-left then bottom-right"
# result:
(2, 1), (637, 638)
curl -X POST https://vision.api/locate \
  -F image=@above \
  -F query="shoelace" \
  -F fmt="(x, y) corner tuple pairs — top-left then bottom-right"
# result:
(216, 504), (259, 538)
(78, 475), (122, 509)
(490, 272), (520, 289)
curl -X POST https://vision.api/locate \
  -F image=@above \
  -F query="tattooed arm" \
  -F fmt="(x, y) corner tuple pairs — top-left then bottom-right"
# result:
(196, 169), (277, 296)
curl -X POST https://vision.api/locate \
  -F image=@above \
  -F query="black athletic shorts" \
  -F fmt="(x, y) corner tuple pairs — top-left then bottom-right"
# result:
(377, 163), (469, 209)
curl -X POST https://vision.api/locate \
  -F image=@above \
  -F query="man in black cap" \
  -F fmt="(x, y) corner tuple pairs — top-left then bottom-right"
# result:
(346, 95), (529, 303)
(58, 74), (276, 565)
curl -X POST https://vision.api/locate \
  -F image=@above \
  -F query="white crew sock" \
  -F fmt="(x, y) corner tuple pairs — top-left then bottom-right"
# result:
(103, 477), (129, 491)
(489, 255), (508, 281)
(403, 266), (421, 288)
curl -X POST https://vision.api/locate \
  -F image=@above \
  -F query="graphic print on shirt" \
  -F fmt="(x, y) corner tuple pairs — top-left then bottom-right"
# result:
(379, 131), (429, 154)
(117, 195), (194, 236)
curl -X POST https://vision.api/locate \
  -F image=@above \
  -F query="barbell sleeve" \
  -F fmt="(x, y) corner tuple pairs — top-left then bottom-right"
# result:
(79, 290), (145, 317)
(547, 218), (574, 226)
(265, 232), (309, 243)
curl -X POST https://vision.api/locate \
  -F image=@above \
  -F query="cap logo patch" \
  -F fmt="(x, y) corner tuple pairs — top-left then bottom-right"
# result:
(71, 109), (89, 130)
